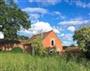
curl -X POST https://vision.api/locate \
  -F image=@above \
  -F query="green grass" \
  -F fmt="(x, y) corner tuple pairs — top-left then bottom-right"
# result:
(0, 52), (90, 71)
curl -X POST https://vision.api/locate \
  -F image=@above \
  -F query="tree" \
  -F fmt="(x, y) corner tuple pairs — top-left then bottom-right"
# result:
(73, 26), (90, 51)
(30, 36), (47, 56)
(0, 0), (31, 39)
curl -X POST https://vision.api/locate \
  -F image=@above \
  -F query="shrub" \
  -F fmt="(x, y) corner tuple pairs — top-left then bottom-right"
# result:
(30, 36), (47, 56)
(11, 47), (23, 53)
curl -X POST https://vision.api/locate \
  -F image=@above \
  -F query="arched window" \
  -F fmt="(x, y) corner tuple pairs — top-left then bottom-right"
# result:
(51, 40), (55, 46)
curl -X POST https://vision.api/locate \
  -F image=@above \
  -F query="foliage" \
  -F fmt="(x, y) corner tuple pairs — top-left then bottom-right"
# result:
(11, 47), (23, 53)
(73, 26), (90, 51)
(0, 0), (31, 39)
(0, 53), (90, 71)
(30, 36), (47, 56)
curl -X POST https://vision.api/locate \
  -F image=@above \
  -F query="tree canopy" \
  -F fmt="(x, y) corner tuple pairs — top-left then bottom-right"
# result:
(0, 0), (31, 39)
(73, 26), (90, 51)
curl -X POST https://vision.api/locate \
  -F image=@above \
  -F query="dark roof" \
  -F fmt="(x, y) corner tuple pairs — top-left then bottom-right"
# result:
(65, 47), (80, 53)
(31, 30), (53, 40)
(0, 39), (21, 44)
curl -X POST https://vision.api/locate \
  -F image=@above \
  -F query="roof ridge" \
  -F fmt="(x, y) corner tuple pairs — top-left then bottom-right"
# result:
(31, 30), (53, 39)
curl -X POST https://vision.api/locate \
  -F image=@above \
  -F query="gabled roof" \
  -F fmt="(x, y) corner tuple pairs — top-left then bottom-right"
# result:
(31, 30), (53, 40)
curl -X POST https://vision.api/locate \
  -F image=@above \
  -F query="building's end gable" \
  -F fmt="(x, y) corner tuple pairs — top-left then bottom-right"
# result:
(30, 30), (63, 52)
(42, 31), (63, 52)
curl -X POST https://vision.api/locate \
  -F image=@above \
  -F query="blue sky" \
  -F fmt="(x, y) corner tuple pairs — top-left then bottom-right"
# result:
(15, 0), (90, 46)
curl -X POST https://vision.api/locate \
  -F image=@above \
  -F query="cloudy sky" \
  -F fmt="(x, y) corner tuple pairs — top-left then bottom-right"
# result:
(14, 0), (90, 46)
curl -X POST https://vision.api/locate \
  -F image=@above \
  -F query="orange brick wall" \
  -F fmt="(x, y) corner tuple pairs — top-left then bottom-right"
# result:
(42, 31), (63, 52)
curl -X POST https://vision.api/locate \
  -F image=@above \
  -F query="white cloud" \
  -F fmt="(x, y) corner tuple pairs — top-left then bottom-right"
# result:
(65, 0), (90, 8)
(22, 7), (48, 23)
(18, 21), (60, 37)
(22, 7), (48, 14)
(88, 13), (90, 16)
(67, 26), (76, 32)
(28, 0), (90, 8)
(75, 1), (90, 8)
(22, 7), (66, 23)
(53, 11), (66, 20)
(59, 32), (75, 46)
(60, 33), (64, 37)
(31, 21), (60, 34)
(30, 14), (40, 19)
(59, 18), (90, 25)
(53, 27), (60, 34)
(63, 34), (73, 40)
(0, 32), (4, 39)
(62, 41), (72, 46)
(52, 26), (62, 33)
(29, 14), (40, 23)
(13, 0), (18, 3)
(54, 11), (61, 15)
(61, 33), (74, 46)
(31, 21), (52, 33)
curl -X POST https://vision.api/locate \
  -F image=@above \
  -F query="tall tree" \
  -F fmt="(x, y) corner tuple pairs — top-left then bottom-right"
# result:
(73, 26), (90, 51)
(0, 0), (31, 39)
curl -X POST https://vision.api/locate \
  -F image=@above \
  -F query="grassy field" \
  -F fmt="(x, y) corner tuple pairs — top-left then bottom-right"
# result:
(0, 52), (90, 71)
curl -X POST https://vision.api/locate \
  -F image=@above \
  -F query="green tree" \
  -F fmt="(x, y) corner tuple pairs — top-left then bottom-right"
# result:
(0, 0), (31, 39)
(30, 36), (47, 56)
(73, 26), (90, 51)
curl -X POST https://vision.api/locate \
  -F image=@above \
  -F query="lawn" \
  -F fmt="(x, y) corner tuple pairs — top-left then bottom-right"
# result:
(0, 52), (90, 71)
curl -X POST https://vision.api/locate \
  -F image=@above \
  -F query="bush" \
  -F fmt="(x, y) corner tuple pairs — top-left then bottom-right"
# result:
(31, 36), (46, 56)
(11, 47), (23, 53)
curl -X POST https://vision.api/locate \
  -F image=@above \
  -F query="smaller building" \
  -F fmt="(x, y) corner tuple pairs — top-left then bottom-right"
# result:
(31, 30), (63, 52)
(0, 39), (21, 51)
(0, 39), (32, 51)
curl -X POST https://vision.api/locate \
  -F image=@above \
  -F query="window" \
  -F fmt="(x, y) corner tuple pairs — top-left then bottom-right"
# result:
(51, 40), (55, 46)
